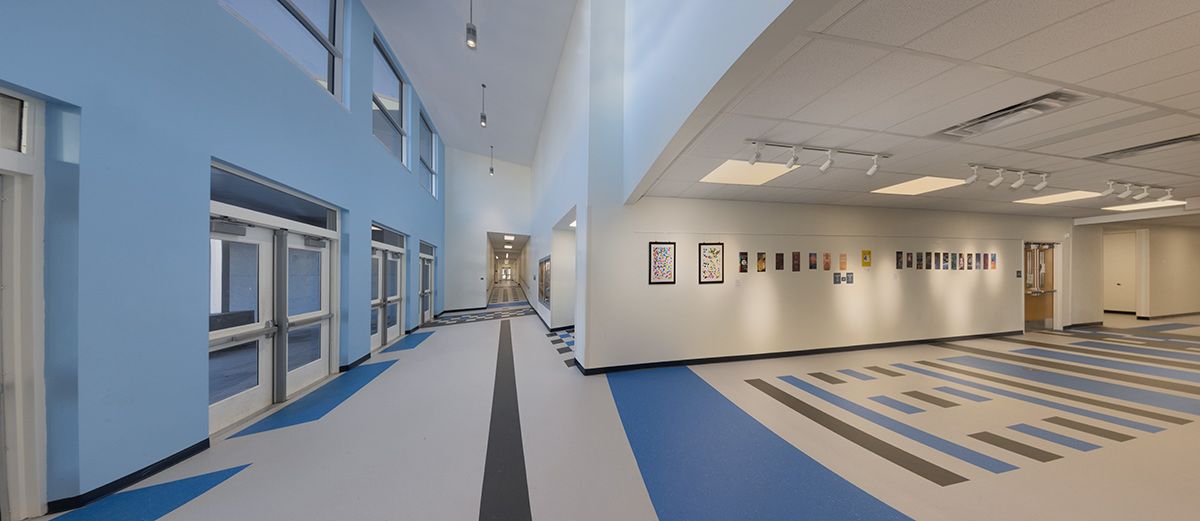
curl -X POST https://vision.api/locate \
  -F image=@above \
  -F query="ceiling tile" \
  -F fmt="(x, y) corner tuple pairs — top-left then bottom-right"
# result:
(824, 0), (987, 47)
(647, 180), (695, 197)
(758, 121), (831, 145)
(1122, 70), (1200, 103)
(886, 77), (1059, 136)
(661, 155), (726, 182)
(805, 127), (878, 149)
(1032, 116), (1200, 157)
(975, 0), (1200, 72)
(1030, 11), (1200, 84)
(961, 98), (1139, 147)
(1161, 92), (1200, 111)
(686, 114), (782, 158)
(1082, 45), (1200, 94)
(1000, 107), (1161, 150)
(787, 53), (955, 125)
(807, 0), (868, 32)
(730, 39), (890, 119)
(842, 66), (1014, 132)
(678, 182), (723, 199)
(904, 0), (1109, 60)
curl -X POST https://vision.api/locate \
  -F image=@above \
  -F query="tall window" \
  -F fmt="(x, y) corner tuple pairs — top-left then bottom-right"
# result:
(223, 0), (340, 93)
(372, 39), (405, 163)
(419, 113), (436, 197)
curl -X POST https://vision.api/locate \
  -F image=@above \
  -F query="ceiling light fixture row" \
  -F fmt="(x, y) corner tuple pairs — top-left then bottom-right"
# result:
(966, 164), (1051, 192)
(744, 140), (891, 175)
(1099, 180), (1175, 202)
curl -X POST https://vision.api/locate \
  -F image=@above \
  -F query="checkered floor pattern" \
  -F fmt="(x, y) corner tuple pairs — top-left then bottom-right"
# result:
(546, 328), (576, 368)
(423, 307), (536, 328)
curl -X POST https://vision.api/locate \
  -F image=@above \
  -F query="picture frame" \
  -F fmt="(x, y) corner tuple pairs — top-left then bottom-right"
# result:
(740, 252), (748, 273)
(775, 253), (785, 271)
(649, 241), (676, 284)
(698, 242), (723, 284)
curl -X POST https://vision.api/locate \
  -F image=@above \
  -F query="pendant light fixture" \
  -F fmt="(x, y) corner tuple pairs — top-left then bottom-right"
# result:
(489, 145), (495, 176)
(466, 0), (477, 49)
(479, 83), (487, 127)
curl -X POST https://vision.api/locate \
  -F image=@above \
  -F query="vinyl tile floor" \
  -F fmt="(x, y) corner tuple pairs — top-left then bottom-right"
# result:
(42, 313), (1200, 520)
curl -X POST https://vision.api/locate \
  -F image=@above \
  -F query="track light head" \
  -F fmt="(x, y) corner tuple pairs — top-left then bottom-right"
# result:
(489, 166), (494, 176)
(987, 168), (1005, 188)
(479, 83), (487, 127)
(1158, 188), (1174, 202)
(1033, 174), (1049, 191)
(1010, 171), (1026, 189)
(1117, 184), (1134, 199)
(1099, 181), (1115, 198)
(865, 155), (879, 176)
(1132, 186), (1150, 200)
(480, 112), (487, 127)
(748, 142), (762, 166)
(785, 146), (798, 169)
(819, 150), (835, 172)
(466, 22), (477, 49)
(964, 165), (979, 185)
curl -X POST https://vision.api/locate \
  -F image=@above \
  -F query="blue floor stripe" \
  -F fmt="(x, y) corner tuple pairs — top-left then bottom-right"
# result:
(1076, 328), (1200, 349)
(232, 360), (396, 438)
(780, 375), (1017, 474)
(938, 355), (1200, 417)
(1013, 347), (1200, 384)
(869, 395), (924, 414)
(608, 367), (912, 521)
(934, 386), (991, 402)
(1073, 340), (1200, 363)
(381, 331), (434, 353)
(1009, 423), (1100, 452)
(1134, 323), (1198, 333)
(893, 363), (1165, 433)
(838, 369), (877, 381)
(54, 464), (250, 521)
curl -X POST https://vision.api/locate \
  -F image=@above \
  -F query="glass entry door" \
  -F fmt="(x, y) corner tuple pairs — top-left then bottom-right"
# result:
(209, 226), (275, 434)
(284, 233), (331, 396)
(420, 256), (434, 324)
(370, 247), (403, 350)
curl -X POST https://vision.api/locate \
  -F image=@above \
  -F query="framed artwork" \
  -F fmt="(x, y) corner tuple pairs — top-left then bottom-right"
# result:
(862, 250), (872, 267)
(907, 252), (913, 268)
(951, 253), (958, 270)
(925, 252), (931, 270)
(967, 253), (973, 270)
(649, 242), (676, 284)
(934, 252), (941, 269)
(809, 253), (817, 270)
(775, 253), (785, 270)
(699, 243), (724, 284)
(792, 252), (801, 272)
(896, 251), (903, 269)
(823, 253), (831, 271)
(991, 253), (996, 270)
(757, 252), (766, 272)
(847, 272), (854, 284)
(739, 252), (748, 273)
(916, 252), (923, 270)
(839, 253), (847, 271)
(833, 273), (841, 284)
(958, 253), (965, 270)
(975, 253), (982, 269)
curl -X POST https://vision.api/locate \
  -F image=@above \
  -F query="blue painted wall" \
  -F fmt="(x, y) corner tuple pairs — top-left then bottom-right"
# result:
(0, 0), (445, 500)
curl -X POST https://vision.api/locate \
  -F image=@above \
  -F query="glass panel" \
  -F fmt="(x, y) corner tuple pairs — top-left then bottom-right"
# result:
(223, 0), (332, 90)
(372, 226), (404, 247)
(419, 242), (434, 256)
(371, 254), (380, 302)
(209, 239), (259, 332)
(370, 307), (379, 335)
(420, 116), (433, 167)
(211, 166), (334, 229)
(387, 303), (398, 328)
(289, 0), (333, 39)
(372, 102), (403, 161)
(420, 163), (434, 196)
(209, 341), (259, 404)
(372, 43), (402, 124)
(0, 93), (22, 152)
(387, 259), (399, 298)
(288, 248), (322, 316)
(287, 324), (321, 371)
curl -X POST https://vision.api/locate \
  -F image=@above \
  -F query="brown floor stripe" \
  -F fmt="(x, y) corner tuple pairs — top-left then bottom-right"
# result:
(902, 390), (959, 408)
(1043, 416), (1135, 442)
(865, 366), (904, 377)
(968, 432), (1061, 463)
(808, 372), (846, 385)
(994, 337), (1200, 372)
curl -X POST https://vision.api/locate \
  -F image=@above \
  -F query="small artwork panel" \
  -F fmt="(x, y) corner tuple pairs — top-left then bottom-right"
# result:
(775, 253), (784, 271)
(951, 253), (958, 270)
(846, 272), (854, 284)
(833, 273), (841, 284)
(739, 252), (748, 273)
(896, 251), (903, 269)
(839, 253), (847, 271)
(967, 253), (973, 270)
(916, 252), (924, 270)
(649, 242), (676, 284)
(809, 253), (817, 270)
(757, 252), (766, 273)
(975, 253), (982, 269)
(958, 253), (965, 270)
(699, 243), (723, 284)
(792, 252), (801, 272)
(823, 253), (831, 271)
(991, 253), (996, 270)
(906, 253), (913, 268)
(862, 250), (872, 267)
(934, 252), (941, 270)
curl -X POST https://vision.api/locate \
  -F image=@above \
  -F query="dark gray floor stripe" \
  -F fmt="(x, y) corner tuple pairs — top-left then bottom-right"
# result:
(865, 366), (904, 377)
(1085, 325), (1200, 342)
(995, 337), (1200, 371)
(1052, 330), (1200, 353)
(932, 342), (1200, 396)
(916, 360), (1190, 426)
(968, 432), (1062, 463)
(902, 390), (959, 408)
(479, 320), (532, 521)
(556, 346), (572, 354)
(1043, 416), (1135, 442)
(746, 379), (967, 486)
(808, 372), (846, 385)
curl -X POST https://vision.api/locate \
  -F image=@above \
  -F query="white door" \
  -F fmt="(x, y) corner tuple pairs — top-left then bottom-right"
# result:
(284, 233), (331, 396)
(370, 247), (404, 349)
(420, 256), (434, 323)
(208, 226), (275, 434)
(1104, 232), (1137, 312)
(370, 248), (384, 349)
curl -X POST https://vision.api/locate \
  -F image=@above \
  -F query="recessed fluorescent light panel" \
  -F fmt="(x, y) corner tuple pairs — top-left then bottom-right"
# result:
(871, 176), (965, 196)
(503, 235), (515, 241)
(1102, 200), (1187, 212)
(1014, 191), (1100, 205)
(504, 245), (512, 249)
(699, 159), (793, 186)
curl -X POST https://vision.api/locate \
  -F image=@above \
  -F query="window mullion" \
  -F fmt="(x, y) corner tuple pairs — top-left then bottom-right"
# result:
(371, 95), (406, 136)
(276, 0), (340, 58)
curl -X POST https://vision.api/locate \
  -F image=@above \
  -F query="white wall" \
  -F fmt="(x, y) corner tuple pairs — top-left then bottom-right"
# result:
(551, 227), (577, 328)
(1149, 226), (1200, 317)
(1070, 225), (1104, 325)
(444, 146), (531, 311)
(582, 196), (1074, 369)
(1103, 231), (1136, 313)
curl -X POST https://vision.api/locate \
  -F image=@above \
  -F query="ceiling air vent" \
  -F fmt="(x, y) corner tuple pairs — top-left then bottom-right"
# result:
(1086, 132), (1200, 161)
(935, 90), (1096, 140)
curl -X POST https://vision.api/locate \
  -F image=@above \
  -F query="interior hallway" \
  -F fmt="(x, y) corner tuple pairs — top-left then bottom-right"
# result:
(42, 313), (1200, 520)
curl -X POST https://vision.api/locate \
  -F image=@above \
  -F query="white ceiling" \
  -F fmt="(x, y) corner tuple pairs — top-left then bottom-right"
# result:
(487, 231), (528, 257)
(361, 0), (576, 167)
(643, 0), (1200, 218)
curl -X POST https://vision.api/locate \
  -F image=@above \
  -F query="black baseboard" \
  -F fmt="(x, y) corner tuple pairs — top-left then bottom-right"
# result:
(1066, 322), (1103, 329)
(442, 306), (487, 314)
(549, 325), (573, 332)
(1104, 310), (1136, 315)
(48, 438), (210, 514)
(405, 326), (421, 335)
(339, 352), (371, 372)
(573, 330), (1024, 376)
(1138, 316), (1150, 321)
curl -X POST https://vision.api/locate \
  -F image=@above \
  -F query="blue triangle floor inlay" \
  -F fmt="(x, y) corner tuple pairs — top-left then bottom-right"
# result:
(53, 464), (250, 521)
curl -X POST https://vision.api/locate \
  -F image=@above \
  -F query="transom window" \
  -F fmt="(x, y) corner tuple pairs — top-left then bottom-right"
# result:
(372, 38), (406, 163)
(419, 113), (437, 197)
(223, 0), (340, 94)
(0, 93), (25, 153)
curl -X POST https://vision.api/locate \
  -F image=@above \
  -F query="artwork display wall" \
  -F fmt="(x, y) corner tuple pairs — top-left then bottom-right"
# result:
(649, 242), (675, 284)
(699, 243), (723, 284)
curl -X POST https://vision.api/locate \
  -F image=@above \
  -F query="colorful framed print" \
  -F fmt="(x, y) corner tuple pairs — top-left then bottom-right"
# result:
(649, 242), (676, 284)
(699, 243), (723, 284)
(839, 253), (847, 271)
(950, 253), (957, 270)
(925, 252), (931, 269)
(906, 252), (913, 268)
(810, 253), (817, 270)
(958, 253), (965, 270)
(862, 250), (872, 267)
(775, 253), (785, 270)
(846, 272), (854, 284)
(990, 253), (996, 269)
(833, 273), (841, 284)
(975, 253), (982, 269)
(739, 252), (748, 273)
(823, 253), (831, 271)
(967, 253), (973, 270)
(757, 252), (766, 272)
(896, 251), (904, 269)
(792, 252), (801, 272)
(915, 252), (924, 269)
